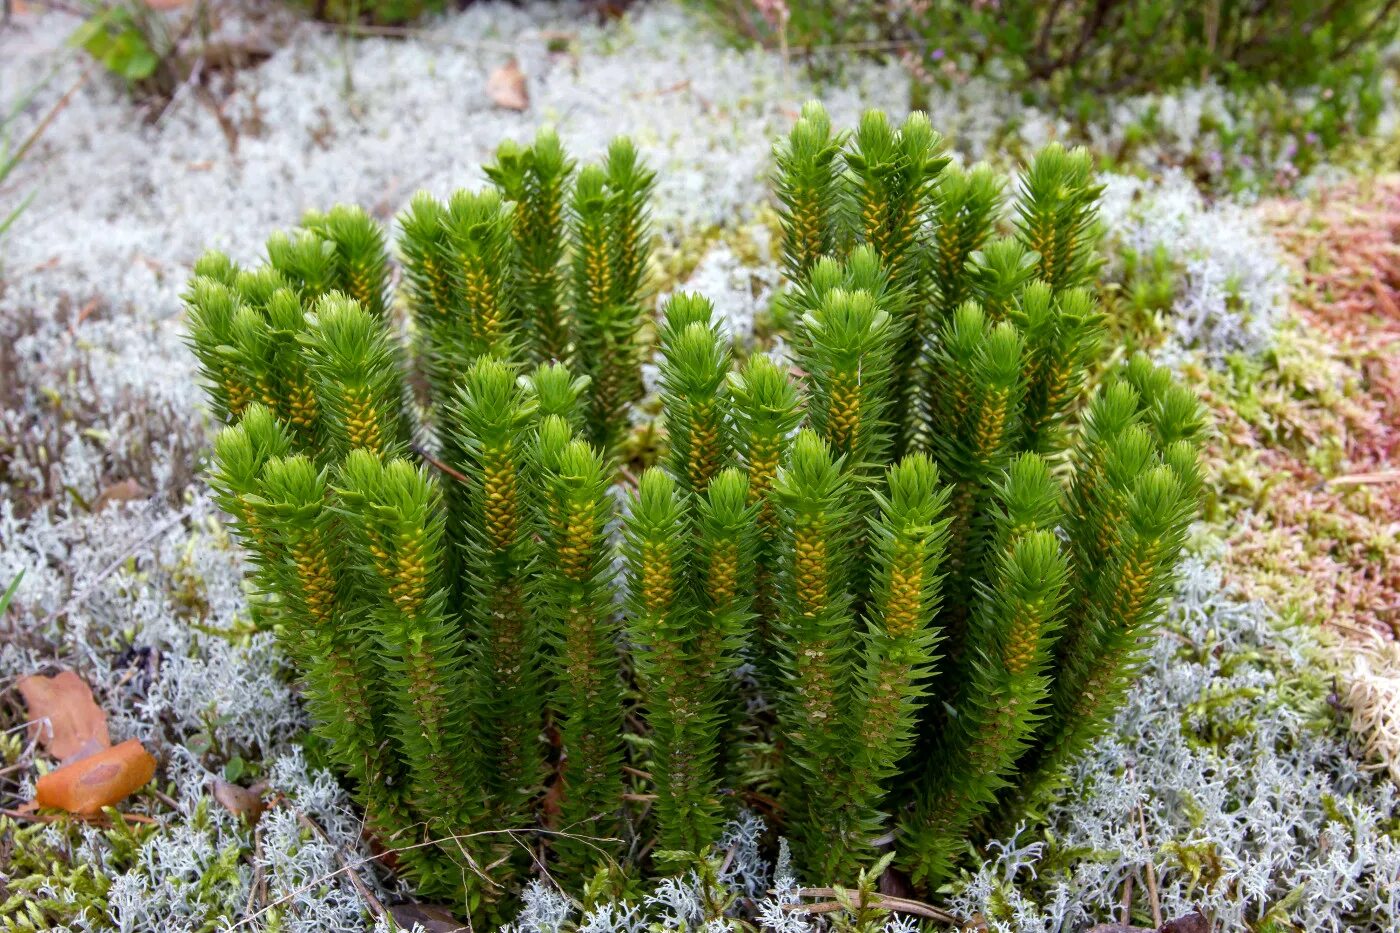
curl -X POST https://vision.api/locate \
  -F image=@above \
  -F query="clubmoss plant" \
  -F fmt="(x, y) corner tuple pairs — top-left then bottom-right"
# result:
(396, 129), (657, 458)
(531, 418), (625, 872)
(484, 129), (575, 365)
(185, 106), (1202, 918)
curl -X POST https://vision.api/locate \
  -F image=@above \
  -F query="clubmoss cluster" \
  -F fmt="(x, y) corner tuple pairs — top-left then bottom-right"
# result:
(184, 107), (1203, 919)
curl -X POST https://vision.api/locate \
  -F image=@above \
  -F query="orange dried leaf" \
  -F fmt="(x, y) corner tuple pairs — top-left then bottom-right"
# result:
(17, 670), (111, 761)
(35, 739), (156, 816)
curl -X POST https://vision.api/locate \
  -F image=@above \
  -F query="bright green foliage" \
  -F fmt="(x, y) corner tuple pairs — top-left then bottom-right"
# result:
(393, 133), (658, 459)
(657, 294), (733, 496)
(729, 353), (803, 679)
(208, 404), (292, 576)
(923, 302), (1027, 633)
(569, 138), (658, 454)
(301, 293), (409, 461)
(301, 204), (393, 319)
(397, 192), (457, 336)
(1014, 145), (1102, 295)
(485, 129), (575, 364)
(842, 111), (948, 449)
(765, 105), (1200, 887)
(250, 454), (390, 778)
(442, 189), (518, 361)
(623, 468), (752, 853)
(926, 163), (1005, 326)
(969, 236), (1040, 322)
(184, 277), (255, 423)
(773, 100), (844, 284)
(335, 451), (491, 866)
(448, 358), (545, 821)
(770, 429), (859, 873)
(531, 421), (625, 871)
(849, 454), (951, 803)
(266, 230), (340, 302)
(523, 359), (591, 431)
(902, 456), (1068, 884)
(1012, 282), (1104, 454)
(1017, 362), (1207, 802)
(794, 283), (896, 477)
(187, 107), (1202, 913)
(69, 4), (163, 84)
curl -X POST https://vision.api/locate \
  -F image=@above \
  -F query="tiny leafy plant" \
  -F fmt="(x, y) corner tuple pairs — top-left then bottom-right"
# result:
(185, 108), (1203, 920)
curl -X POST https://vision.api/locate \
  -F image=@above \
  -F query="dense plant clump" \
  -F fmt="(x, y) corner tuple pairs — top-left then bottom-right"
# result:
(184, 107), (1203, 920)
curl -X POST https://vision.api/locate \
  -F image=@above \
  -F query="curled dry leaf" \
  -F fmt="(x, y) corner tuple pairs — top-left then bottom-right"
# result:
(212, 777), (267, 824)
(17, 669), (111, 761)
(488, 58), (529, 111)
(35, 739), (156, 816)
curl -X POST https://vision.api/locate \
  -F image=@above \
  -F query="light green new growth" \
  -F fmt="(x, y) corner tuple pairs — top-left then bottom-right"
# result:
(485, 129), (575, 364)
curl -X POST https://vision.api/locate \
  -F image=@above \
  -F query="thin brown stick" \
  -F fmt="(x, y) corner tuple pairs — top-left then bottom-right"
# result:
(298, 810), (388, 922)
(1136, 799), (1162, 927)
(2, 62), (96, 186)
(245, 822), (265, 917)
(414, 443), (471, 485)
(792, 888), (958, 924)
(229, 825), (613, 931)
(150, 786), (181, 812)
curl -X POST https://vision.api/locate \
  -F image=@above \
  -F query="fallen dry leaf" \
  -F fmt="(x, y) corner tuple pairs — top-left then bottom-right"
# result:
(1160, 914), (1209, 933)
(488, 59), (529, 111)
(387, 903), (468, 933)
(35, 739), (156, 816)
(17, 670), (111, 761)
(212, 778), (267, 824)
(92, 479), (150, 512)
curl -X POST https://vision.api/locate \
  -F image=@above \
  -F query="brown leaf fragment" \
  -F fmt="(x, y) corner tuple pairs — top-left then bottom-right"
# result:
(387, 903), (468, 932)
(35, 739), (156, 816)
(212, 778), (267, 824)
(92, 479), (150, 512)
(1160, 912), (1209, 933)
(488, 58), (529, 111)
(17, 669), (111, 761)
